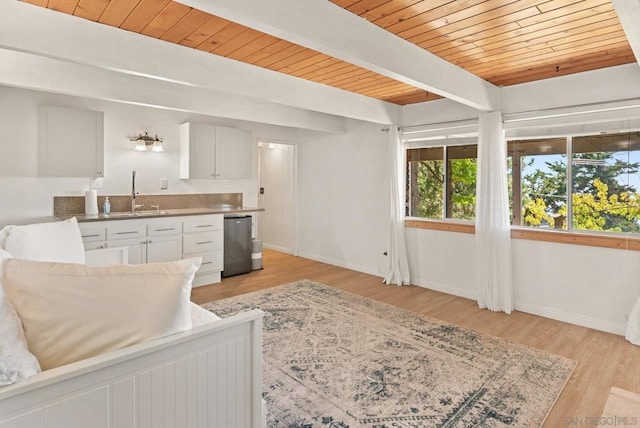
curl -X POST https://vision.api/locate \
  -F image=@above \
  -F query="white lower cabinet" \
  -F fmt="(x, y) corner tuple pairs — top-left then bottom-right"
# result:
(147, 235), (182, 263)
(78, 214), (223, 287)
(182, 215), (223, 287)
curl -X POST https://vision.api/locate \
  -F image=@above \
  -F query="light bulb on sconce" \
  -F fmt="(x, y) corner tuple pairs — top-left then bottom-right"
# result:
(130, 132), (164, 152)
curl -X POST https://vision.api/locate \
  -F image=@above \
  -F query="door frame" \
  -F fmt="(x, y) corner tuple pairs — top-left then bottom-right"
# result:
(257, 138), (299, 256)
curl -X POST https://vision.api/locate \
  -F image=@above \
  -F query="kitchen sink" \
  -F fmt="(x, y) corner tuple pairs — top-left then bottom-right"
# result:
(109, 211), (169, 217)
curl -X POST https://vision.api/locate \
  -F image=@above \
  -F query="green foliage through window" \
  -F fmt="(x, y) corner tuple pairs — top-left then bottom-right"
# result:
(408, 132), (640, 235)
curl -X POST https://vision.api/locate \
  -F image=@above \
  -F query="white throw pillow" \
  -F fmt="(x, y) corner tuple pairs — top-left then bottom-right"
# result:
(2, 257), (201, 370)
(0, 226), (11, 250)
(190, 302), (220, 327)
(4, 217), (85, 264)
(0, 250), (41, 385)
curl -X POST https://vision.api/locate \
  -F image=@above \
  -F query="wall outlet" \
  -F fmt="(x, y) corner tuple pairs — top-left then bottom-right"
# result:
(90, 177), (103, 189)
(224, 179), (230, 188)
(160, 178), (168, 190)
(378, 251), (388, 274)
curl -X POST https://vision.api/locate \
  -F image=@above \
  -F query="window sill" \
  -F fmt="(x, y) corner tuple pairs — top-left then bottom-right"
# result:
(404, 219), (640, 251)
(405, 218), (475, 234)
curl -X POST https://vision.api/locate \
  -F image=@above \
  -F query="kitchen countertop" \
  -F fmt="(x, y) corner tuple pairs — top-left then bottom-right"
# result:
(57, 206), (264, 223)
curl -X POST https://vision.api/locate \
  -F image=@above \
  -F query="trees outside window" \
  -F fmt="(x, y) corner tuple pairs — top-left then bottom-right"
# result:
(406, 145), (477, 220)
(508, 132), (640, 233)
(408, 131), (640, 236)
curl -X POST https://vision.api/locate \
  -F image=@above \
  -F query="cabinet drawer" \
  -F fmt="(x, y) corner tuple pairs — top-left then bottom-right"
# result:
(78, 225), (106, 243)
(147, 221), (182, 236)
(83, 240), (106, 251)
(183, 215), (223, 233)
(193, 250), (223, 274)
(106, 223), (146, 240)
(183, 230), (223, 254)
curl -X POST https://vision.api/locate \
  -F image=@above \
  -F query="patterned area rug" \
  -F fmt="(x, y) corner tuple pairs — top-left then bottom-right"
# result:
(203, 280), (575, 428)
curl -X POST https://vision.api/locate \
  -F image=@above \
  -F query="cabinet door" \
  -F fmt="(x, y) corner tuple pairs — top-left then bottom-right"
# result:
(38, 105), (104, 177)
(215, 126), (253, 179)
(147, 235), (182, 264)
(180, 122), (216, 179)
(107, 237), (146, 265)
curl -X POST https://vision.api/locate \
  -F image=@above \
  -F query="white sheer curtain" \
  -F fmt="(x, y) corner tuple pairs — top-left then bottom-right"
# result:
(626, 297), (640, 345)
(475, 111), (513, 313)
(384, 126), (410, 286)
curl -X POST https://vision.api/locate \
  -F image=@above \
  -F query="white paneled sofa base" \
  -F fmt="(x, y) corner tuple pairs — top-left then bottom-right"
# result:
(0, 310), (265, 428)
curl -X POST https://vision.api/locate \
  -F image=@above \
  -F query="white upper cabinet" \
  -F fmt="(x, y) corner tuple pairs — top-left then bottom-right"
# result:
(215, 126), (253, 180)
(38, 105), (104, 177)
(180, 122), (252, 180)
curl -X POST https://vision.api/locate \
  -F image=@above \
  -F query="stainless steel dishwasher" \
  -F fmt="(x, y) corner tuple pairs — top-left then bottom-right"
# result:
(222, 215), (253, 277)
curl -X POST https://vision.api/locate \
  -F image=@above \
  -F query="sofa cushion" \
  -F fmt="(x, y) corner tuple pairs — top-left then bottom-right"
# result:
(1, 257), (201, 370)
(4, 218), (85, 264)
(0, 250), (41, 386)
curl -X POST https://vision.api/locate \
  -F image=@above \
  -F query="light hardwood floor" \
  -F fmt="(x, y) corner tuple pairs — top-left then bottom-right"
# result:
(191, 250), (640, 426)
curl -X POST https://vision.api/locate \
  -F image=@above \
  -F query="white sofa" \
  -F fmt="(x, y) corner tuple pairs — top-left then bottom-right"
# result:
(0, 218), (265, 428)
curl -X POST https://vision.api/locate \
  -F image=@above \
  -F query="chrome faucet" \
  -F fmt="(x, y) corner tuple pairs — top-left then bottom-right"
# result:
(131, 170), (143, 213)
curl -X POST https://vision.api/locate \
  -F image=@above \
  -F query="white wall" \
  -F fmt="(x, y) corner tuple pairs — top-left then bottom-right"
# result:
(0, 85), (299, 225)
(406, 227), (640, 335)
(297, 120), (390, 276)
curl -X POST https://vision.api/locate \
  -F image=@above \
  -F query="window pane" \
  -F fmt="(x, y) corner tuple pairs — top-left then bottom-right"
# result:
(407, 147), (444, 219)
(571, 132), (640, 233)
(509, 139), (568, 229)
(447, 145), (477, 220)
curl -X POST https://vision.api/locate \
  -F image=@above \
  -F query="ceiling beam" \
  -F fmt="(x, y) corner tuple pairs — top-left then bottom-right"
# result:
(611, 0), (640, 66)
(0, 49), (347, 133)
(176, 0), (500, 112)
(0, 1), (400, 125)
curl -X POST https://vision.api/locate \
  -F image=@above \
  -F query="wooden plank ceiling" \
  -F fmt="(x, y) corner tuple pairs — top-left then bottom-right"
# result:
(22, 0), (636, 106)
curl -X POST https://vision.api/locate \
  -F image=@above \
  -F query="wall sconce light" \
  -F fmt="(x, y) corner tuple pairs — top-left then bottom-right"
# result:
(130, 132), (164, 152)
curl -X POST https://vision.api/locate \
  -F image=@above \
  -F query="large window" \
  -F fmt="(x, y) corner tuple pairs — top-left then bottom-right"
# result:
(570, 133), (640, 233)
(407, 131), (640, 236)
(508, 138), (567, 228)
(406, 145), (477, 220)
(509, 132), (640, 233)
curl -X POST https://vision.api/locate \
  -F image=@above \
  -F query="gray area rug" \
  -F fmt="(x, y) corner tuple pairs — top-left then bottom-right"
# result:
(202, 280), (575, 427)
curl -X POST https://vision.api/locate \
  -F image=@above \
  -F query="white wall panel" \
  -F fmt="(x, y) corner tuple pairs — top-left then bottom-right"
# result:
(297, 120), (390, 276)
(0, 387), (109, 428)
(405, 226), (640, 335)
(112, 377), (135, 428)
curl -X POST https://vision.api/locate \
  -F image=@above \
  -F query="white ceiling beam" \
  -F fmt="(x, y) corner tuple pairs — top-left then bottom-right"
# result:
(611, 0), (640, 66)
(177, 0), (500, 112)
(0, 49), (347, 133)
(0, 1), (400, 125)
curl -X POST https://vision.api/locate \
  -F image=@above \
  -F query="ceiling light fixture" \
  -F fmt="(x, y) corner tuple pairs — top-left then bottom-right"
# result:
(130, 132), (164, 152)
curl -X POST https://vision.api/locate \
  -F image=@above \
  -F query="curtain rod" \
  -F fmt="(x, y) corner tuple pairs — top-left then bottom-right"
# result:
(400, 97), (640, 131)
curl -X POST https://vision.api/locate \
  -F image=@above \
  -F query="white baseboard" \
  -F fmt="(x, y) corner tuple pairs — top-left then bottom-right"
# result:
(513, 301), (627, 336)
(411, 276), (478, 301)
(263, 243), (293, 254)
(296, 251), (384, 279)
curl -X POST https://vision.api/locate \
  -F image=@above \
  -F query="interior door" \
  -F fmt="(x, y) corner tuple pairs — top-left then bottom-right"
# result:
(258, 142), (296, 254)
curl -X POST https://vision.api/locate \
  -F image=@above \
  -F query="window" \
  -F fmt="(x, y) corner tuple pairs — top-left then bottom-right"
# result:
(406, 145), (477, 220)
(509, 132), (640, 234)
(407, 131), (640, 236)
(508, 138), (567, 228)
(571, 133), (640, 233)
